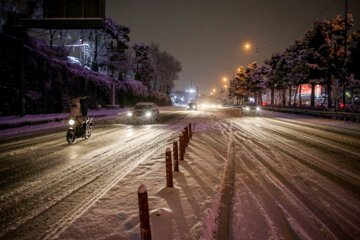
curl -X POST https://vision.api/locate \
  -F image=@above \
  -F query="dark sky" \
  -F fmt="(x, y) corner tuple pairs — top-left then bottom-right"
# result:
(107, 0), (360, 94)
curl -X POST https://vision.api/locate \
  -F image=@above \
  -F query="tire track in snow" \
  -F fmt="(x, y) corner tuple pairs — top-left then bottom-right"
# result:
(0, 110), (205, 239)
(230, 118), (357, 239)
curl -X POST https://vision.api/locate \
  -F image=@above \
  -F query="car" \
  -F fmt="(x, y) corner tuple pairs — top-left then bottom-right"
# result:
(187, 102), (197, 110)
(242, 102), (261, 116)
(127, 102), (159, 122)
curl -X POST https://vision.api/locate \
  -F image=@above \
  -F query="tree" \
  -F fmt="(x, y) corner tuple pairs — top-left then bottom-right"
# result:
(149, 43), (182, 95)
(98, 18), (131, 79)
(229, 66), (247, 103)
(348, 29), (360, 80)
(133, 43), (154, 88)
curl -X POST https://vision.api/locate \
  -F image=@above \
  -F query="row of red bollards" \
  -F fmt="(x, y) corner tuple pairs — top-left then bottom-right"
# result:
(137, 123), (193, 240)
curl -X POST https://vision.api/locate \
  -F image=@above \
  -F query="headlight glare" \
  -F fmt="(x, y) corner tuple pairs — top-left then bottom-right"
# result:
(256, 107), (260, 111)
(69, 119), (75, 126)
(245, 107), (250, 111)
(127, 112), (133, 117)
(145, 111), (152, 117)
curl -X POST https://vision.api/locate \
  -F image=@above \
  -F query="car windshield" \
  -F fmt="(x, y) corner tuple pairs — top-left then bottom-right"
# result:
(134, 105), (152, 110)
(243, 103), (257, 106)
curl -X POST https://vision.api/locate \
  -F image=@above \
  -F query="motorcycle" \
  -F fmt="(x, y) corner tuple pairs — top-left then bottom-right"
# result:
(66, 116), (93, 144)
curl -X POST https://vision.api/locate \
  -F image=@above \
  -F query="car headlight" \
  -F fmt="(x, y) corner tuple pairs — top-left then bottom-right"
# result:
(187, 106), (190, 109)
(127, 112), (133, 117)
(245, 107), (250, 111)
(256, 107), (260, 111)
(192, 106), (196, 109)
(69, 119), (75, 126)
(145, 111), (152, 117)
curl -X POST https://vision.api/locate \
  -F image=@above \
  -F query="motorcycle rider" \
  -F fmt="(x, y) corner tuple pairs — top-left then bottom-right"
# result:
(70, 96), (90, 125)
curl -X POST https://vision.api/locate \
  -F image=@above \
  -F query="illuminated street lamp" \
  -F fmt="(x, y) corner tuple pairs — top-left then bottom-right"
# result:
(223, 77), (227, 82)
(210, 92), (213, 96)
(212, 88), (216, 92)
(224, 84), (228, 89)
(244, 43), (251, 50)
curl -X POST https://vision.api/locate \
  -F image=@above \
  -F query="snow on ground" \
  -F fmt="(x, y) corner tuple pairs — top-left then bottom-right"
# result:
(54, 109), (360, 240)
(56, 115), (230, 240)
(1, 109), (359, 240)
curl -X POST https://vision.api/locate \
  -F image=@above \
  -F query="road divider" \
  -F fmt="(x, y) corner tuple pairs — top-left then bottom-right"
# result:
(264, 106), (360, 122)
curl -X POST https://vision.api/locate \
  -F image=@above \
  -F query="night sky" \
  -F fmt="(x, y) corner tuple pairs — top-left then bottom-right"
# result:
(107, 0), (360, 94)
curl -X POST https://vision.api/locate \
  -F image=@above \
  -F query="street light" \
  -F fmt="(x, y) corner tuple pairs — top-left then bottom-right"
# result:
(223, 77), (227, 82)
(224, 84), (228, 89)
(212, 88), (216, 92)
(244, 43), (251, 50)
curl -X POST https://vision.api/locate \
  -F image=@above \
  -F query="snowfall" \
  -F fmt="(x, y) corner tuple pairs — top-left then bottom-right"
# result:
(0, 107), (360, 240)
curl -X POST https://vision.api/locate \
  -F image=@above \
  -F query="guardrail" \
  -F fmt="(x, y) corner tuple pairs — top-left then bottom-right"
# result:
(263, 106), (360, 122)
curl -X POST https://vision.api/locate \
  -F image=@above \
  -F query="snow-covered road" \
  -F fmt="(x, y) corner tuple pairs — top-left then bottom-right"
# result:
(229, 115), (360, 239)
(0, 109), (359, 240)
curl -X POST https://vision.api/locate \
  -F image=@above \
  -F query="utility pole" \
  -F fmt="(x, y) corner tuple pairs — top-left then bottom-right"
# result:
(343, 0), (348, 107)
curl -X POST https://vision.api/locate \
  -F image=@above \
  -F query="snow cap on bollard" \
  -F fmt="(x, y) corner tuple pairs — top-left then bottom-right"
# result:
(138, 184), (147, 194)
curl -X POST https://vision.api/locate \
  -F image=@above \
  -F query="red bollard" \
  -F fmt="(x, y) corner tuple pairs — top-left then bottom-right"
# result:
(184, 127), (189, 147)
(188, 123), (192, 139)
(138, 184), (151, 240)
(165, 148), (173, 187)
(182, 130), (187, 151)
(180, 135), (184, 160)
(173, 141), (179, 171)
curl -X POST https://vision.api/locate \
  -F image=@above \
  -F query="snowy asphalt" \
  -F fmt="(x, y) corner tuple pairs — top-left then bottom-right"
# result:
(0, 109), (360, 239)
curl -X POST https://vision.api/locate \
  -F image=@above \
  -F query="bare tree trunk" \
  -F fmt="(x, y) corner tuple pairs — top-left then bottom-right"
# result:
(49, 30), (56, 48)
(288, 85), (292, 106)
(311, 83), (315, 107)
(271, 87), (275, 105)
(327, 79), (332, 108)
(91, 30), (99, 71)
(282, 89), (286, 105)
(299, 84), (302, 106)
(293, 84), (299, 106)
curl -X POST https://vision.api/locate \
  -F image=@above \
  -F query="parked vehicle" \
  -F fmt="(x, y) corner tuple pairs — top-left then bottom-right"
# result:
(66, 116), (93, 144)
(187, 102), (197, 110)
(242, 102), (261, 116)
(127, 102), (159, 122)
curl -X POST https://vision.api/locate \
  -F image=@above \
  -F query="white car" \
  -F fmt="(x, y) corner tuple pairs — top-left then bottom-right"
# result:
(127, 102), (159, 122)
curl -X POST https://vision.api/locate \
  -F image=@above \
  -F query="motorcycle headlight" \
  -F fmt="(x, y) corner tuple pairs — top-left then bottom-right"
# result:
(256, 107), (260, 111)
(127, 112), (133, 117)
(145, 111), (152, 117)
(245, 107), (250, 111)
(69, 119), (75, 126)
